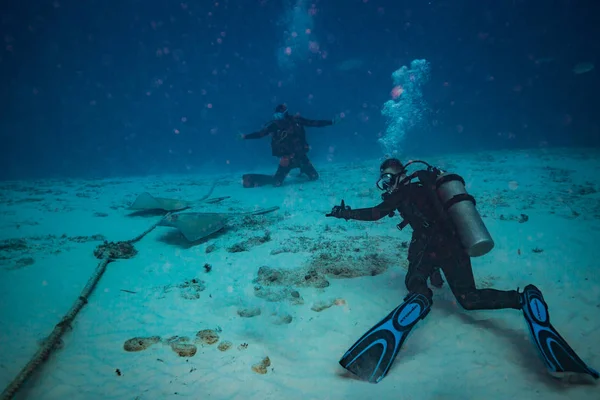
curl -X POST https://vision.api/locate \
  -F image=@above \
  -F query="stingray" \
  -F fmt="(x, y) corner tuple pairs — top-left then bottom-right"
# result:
(127, 180), (223, 212)
(157, 206), (280, 242)
(127, 193), (192, 212)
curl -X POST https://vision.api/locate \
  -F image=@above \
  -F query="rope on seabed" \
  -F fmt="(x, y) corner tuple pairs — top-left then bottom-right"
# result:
(0, 217), (166, 400)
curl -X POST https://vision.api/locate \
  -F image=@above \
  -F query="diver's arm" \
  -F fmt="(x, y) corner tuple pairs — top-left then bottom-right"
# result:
(242, 123), (277, 139)
(327, 198), (397, 221)
(343, 202), (397, 221)
(295, 116), (334, 128)
(242, 130), (270, 140)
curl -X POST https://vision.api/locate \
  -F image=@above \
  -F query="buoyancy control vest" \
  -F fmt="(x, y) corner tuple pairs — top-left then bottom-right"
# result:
(392, 161), (495, 257)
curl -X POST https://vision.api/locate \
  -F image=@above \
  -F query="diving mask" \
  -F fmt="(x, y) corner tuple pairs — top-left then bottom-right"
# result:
(377, 172), (403, 192)
(273, 104), (289, 120)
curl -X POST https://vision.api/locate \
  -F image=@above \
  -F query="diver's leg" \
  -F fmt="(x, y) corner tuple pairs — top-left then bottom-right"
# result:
(273, 156), (293, 186)
(440, 244), (598, 379)
(298, 155), (319, 181)
(430, 267), (444, 288)
(442, 249), (521, 310)
(404, 234), (435, 301)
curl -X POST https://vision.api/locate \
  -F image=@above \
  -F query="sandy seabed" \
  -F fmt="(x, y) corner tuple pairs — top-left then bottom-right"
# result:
(0, 147), (599, 400)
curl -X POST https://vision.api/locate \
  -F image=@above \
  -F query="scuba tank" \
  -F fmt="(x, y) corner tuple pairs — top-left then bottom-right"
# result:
(400, 160), (494, 257)
(434, 172), (494, 257)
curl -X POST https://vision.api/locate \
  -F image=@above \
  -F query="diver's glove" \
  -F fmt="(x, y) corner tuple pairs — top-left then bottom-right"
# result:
(326, 200), (352, 220)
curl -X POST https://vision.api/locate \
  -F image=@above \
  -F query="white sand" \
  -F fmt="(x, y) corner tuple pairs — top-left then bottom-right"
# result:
(0, 147), (599, 400)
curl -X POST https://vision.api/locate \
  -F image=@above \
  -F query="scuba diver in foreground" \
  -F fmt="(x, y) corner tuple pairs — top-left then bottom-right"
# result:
(239, 104), (338, 188)
(326, 158), (599, 384)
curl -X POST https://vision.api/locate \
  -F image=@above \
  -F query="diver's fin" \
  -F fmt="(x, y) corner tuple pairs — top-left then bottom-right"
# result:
(339, 293), (431, 384)
(242, 174), (275, 188)
(521, 284), (599, 381)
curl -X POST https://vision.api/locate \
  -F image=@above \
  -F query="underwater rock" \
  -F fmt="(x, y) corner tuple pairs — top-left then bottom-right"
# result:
(254, 250), (392, 290)
(177, 278), (206, 299)
(170, 342), (197, 357)
(311, 252), (389, 278)
(255, 266), (329, 289)
(94, 241), (137, 260)
(289, 291), (304, 305)
(311, 299), (335, 312)
(253, 285), (283, 301)
(227, 243), (247, 253)
(164, 335), (190, 343)
(180, 288), (201, 300)
(271, 312), (293, 325)
(251, 357), (271, 374)
(196, 329), (220, 345)
(253, 285), (304, 305)
(237, 307), (261, 318)
(217, 341), (233, 352)
(303, 269), (330, 288)
(311, 298), (346, 312)
(256, 266), (285, 284)
(123, 336), (161, 352)
(158, 278), (206, 300)
(268, 235), (395, 277)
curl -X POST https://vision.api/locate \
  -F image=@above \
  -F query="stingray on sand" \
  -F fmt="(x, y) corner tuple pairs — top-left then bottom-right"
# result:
(127, 180), (225, 212)
(158, 206), (280, 242)
(127, 193), (192, 212)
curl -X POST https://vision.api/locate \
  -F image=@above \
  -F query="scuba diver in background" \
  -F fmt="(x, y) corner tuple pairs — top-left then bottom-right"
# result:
(326, 158), (599, 384)
(239, 104), (338, 188)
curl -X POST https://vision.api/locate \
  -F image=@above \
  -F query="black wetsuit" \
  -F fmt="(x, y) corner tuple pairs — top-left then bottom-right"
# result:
(242, 115), (333, 187)
(332, 169), (521, 310)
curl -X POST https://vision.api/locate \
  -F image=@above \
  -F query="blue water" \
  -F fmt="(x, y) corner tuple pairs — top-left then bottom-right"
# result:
(1, 0), (598, 180)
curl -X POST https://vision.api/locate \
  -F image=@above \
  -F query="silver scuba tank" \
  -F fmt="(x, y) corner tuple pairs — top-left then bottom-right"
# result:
(435, 173), (494, 257)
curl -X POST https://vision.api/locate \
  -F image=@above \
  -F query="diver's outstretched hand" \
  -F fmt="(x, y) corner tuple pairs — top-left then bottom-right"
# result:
(326, 200), (351, 219)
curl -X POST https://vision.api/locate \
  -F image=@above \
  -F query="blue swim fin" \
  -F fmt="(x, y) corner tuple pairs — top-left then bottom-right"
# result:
(339, 293), (431, 383)
(521, 284), (599, 381)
